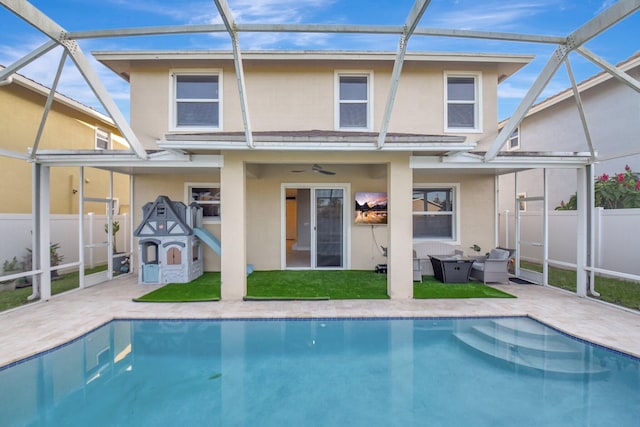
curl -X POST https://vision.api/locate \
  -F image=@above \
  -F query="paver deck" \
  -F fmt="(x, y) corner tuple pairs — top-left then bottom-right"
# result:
(1, 275), (639, 367)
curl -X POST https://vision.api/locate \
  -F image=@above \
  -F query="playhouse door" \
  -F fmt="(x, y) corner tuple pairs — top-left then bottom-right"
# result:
(143, 264), (159, 283)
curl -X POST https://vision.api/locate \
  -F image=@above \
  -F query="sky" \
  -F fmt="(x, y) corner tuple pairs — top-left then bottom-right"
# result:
(0, 0), (638, 121)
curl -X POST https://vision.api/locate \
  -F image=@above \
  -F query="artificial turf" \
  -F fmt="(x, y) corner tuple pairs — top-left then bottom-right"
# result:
(133, 272), (221, 302)
(413, 275), (516, 299)
(132, 270), (515, 302)
(246, 270), (389, 300)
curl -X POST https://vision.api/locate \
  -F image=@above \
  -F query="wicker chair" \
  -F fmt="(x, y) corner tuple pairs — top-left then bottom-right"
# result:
(470, 248), (512, 284)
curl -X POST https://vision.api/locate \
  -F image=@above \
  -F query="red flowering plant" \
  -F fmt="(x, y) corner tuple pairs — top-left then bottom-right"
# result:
(556, 165), (640, 210)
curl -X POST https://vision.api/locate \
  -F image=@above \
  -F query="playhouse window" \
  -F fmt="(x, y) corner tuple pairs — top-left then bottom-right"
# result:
(167, 247), (182, 265)
(186, 183), (220, 223)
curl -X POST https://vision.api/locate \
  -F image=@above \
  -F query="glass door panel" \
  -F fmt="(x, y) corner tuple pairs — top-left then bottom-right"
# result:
(315, 189), (344, 268)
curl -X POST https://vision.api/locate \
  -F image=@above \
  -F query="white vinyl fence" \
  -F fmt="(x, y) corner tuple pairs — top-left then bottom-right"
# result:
(0, 213), (129, 274)
(500, 208), (640, 278)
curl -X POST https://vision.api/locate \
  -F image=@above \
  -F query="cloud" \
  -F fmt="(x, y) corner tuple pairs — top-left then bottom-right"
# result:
(425, 1), (559, 32)
(0, 38), (131, 117)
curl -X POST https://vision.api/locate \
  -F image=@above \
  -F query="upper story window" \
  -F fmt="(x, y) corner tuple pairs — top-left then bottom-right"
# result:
(508, 127), (520, 150)
(172, 72), (221, 130)
(95, 128), (111, 150)
(445, 72), (481, 132)
(186, 183), (220, 223)
(412, 184), (460, 242)
(336, 72), (372, 130)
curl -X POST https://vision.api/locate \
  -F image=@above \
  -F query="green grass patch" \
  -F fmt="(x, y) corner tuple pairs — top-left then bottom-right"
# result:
(134, 272), (221, 302)
(246, 270), (389, 300)
(521, 261), (640, 311)
(413, 276), (516, 299)
(0, 265), (108, 312)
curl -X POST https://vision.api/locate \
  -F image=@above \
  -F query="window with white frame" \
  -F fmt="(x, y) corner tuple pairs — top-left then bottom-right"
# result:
(412, 185), (459, 240)
(508, 127), (520, 150)
(445, 73), (480, 131)
(336, 73), (371, 130)
(173, 72), (221, 129)
(95, 128), (111, 150)
(186, 183), (220, 222)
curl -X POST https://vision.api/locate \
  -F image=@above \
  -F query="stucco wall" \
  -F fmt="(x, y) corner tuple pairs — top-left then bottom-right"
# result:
(133, 155), (496, 272)
(128, 59), (501, 147)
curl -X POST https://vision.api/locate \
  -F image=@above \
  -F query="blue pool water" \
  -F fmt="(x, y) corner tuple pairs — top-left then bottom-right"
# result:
(1, 317), (639, 426)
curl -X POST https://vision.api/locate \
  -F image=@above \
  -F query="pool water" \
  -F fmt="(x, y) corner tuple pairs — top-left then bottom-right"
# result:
(1, 317), (639, 426)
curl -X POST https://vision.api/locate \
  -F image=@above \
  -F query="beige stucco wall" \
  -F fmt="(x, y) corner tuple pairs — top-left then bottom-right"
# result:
(0, 82), (129, 214)
(128, 59), (501, 147)
(133, 152), (495, 273)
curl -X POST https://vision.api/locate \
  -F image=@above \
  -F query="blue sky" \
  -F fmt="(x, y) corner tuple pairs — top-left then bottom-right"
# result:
(1, 0), (638, 121)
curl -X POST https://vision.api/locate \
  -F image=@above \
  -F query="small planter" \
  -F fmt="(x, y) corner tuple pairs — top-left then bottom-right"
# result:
(113, 254), (130, 274)
(0, 271), (18, 292)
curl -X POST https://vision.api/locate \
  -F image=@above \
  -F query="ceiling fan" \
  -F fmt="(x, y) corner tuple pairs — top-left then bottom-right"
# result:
(290, 164), (336, 175)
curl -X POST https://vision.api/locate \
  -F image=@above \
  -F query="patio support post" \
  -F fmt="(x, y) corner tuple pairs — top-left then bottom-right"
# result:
(576, 167), (588, 297)
(387, 155), (413, 299)
(220, 153), (247, 300)
(543, 169), (549, 287)
(38, 164), (52, 301)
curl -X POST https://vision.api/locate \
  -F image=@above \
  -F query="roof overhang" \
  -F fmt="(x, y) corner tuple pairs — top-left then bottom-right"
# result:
(157, 131), (474, 154)
(32, 149), (223, 175)
(94, 50), (534, 83)
(411, 151), (594, 175)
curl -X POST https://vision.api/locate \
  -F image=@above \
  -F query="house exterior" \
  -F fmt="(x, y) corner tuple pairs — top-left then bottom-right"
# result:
(498, 51), (640, 214)
(0, 67), (131, 215)
(92, 49), (565, 299)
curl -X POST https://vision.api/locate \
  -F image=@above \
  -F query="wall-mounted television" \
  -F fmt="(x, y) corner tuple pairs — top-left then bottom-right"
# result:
(354, 192), (387, 225)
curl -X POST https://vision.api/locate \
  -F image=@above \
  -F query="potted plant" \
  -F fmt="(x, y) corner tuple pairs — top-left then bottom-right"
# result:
(0, 256), (22, 292)
(24, 243), (64, 280)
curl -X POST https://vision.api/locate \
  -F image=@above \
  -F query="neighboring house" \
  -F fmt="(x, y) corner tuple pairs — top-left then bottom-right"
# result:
(498, 51), (640, 214)
(0, 66), (131, 215)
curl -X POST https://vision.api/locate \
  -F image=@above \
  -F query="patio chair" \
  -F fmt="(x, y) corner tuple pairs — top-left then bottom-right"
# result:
(470, 247), (511, 284)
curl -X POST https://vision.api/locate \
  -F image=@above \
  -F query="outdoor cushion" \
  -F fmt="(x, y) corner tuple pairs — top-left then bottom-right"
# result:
(488, 248), (510, 260)
(472, 261), (485, 271)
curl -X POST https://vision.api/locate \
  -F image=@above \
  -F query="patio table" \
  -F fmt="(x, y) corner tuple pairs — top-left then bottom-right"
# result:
(429, 255), (474, 283)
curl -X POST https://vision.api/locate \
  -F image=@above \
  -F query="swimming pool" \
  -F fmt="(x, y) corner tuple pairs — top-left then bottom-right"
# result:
(1, 317), (639, 426)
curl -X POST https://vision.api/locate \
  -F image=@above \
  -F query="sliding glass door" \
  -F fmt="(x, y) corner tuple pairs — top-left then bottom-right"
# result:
(284, 186), (347, 269)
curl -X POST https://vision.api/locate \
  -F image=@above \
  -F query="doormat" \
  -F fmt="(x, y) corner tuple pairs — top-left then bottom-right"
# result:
(509, 277), (535, 285)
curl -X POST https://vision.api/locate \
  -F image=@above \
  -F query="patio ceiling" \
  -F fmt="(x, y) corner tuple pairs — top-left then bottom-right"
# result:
(0, 0), (639, 169)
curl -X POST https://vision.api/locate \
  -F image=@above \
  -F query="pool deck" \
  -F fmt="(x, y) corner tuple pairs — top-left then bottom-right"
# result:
(1, 275), (639, 367)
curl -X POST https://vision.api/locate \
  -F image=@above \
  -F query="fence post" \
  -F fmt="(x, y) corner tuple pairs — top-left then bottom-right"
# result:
(88, 212), (94, 268)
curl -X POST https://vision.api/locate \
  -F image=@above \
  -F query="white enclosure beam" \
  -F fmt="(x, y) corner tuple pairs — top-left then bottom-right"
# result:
(564, 58), (596, 160)
(68, 23), (564, 45)
(0, 39), (57, 81)
(0, 0), (148, 159)
(484, 46), (568, 161)
(0, 147), (30, 160)
(378, 0), (432, 148)
(212, 0), (254, 148)
(484, 0), (640, 161)
(576, 167), (588, 297)
(31, 50), (67, 159)
(577, 47), (640, 93)
(569, 0), (640, 47)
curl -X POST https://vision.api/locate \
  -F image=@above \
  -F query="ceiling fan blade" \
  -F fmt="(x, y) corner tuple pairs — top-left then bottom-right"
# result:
(316, 169), (336, 175)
